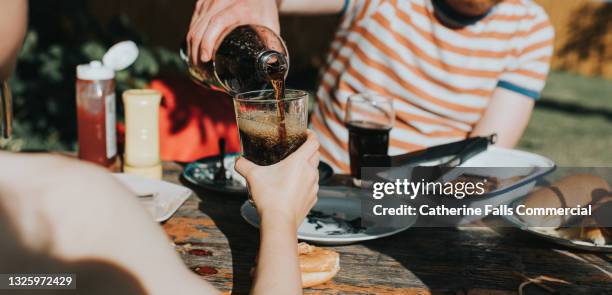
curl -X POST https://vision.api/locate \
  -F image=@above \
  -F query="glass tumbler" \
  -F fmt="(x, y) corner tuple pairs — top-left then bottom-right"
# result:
(233, 89), (309, 203)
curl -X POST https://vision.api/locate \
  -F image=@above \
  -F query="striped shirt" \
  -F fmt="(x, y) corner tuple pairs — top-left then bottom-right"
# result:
(311, 0), (555, 173)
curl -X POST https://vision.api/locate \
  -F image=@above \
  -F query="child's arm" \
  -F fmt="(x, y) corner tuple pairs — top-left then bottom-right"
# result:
(235, 131), (320, 294)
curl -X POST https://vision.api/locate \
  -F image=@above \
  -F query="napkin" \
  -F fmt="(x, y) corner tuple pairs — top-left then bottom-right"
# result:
(113, 173), (191, 222)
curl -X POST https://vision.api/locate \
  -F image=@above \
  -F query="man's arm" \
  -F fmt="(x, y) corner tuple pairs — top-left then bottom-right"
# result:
(471, 3), (554, 147)
(278, 0), (347, 14)
(188, 0), (348, 63)
(469, 88), (535, 148)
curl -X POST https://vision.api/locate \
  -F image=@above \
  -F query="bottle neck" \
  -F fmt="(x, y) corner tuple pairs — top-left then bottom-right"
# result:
(257, 50), (288, 81)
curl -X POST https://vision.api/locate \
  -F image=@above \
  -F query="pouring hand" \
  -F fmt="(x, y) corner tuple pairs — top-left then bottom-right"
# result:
(187, 0), (281, 65)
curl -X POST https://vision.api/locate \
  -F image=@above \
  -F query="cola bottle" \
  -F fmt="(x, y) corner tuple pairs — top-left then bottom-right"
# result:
(181, 25), (289, 95)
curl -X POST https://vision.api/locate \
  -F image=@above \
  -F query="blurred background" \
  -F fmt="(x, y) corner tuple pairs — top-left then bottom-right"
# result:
(2, 0), (611, 166)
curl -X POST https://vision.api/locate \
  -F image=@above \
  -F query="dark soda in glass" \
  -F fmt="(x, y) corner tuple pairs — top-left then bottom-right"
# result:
(234, 89), (308, 166)
(346, 120), (391, 178)
(238, 113), (306, 166)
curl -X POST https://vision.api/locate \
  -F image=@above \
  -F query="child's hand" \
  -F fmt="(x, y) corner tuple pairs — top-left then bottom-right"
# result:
(235, 130), (320, 229)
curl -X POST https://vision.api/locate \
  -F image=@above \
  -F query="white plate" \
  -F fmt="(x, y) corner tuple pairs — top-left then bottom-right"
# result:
(458, 147), (556, 223)
(113, 173), (191, 222)
(379, 146), (556, 224)
(241, 187), (417, 245)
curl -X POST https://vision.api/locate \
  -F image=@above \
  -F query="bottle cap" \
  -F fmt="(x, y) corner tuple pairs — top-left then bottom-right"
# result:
(103, 41), (139, 71)
(76, 41), (139, 81)
(77, 61), (115, 80)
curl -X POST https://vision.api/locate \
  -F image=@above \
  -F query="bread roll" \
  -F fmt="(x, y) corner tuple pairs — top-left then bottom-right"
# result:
(302, 267), (340, 288)
(556, 222), (609, 245)
(521, 174), (610, 227)
(580, 217), (606, 246)
(601, 227), (612, 242)
(593, 194), (612, 243)
(298, 243), (340, 288)
(555, 227), (581, 240)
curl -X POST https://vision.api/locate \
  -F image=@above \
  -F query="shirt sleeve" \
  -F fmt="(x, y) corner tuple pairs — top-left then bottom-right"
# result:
(497, 6), (555, 100)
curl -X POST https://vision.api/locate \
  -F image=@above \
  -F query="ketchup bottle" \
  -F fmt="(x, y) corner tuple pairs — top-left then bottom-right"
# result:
(76, 62), (117, 167)
(75, 41), (138, 167)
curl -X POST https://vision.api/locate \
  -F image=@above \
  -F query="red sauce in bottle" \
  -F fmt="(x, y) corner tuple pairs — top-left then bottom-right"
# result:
(75, 65), (117, 168)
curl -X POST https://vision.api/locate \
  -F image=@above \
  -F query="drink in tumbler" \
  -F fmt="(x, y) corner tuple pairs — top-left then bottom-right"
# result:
(238, 113), (307, 166)
(346, 120), (391, 178)
(344, 93), (394, 179)
(234, 89), (308, 166)
(182, 24), (295, 163)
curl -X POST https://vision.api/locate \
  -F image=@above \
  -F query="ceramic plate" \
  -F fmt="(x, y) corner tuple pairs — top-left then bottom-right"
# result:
(183, 153), (334, 195)
(378, 146), (556, 224)
(241, 186), (417, 245)
(183, 153), (247, 195)
(113, 173), (191, 222)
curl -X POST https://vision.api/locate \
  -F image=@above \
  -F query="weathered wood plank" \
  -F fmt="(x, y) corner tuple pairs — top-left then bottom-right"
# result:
(161, 162), (612, 294)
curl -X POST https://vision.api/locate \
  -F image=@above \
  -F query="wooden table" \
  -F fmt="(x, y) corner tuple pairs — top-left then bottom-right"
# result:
(161, 162), (612, 294)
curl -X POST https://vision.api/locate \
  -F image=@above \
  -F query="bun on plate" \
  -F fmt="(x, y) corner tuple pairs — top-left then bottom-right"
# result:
(521, 174), (610, 227)
(592, 194), (612, 243)
(298, 243), (340, 288)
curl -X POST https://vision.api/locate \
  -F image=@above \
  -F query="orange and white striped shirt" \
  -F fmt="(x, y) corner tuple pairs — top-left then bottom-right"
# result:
(311, 0), (554, 173)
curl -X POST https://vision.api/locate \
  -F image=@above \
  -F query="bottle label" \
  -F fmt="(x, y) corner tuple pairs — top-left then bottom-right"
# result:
(105, 93), (117, 158)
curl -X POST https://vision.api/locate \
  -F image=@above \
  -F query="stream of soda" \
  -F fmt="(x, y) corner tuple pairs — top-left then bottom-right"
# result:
(270, 77), (287, 146)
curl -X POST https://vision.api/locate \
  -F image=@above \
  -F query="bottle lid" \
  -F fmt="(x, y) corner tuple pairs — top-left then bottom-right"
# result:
(76, 41), (139, 81)
(77, 61), (115, 80)
(103, 41), (139, 71)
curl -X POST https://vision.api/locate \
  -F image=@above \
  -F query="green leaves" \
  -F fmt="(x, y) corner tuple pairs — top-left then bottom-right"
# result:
(18, 31), (39, 61)
(5, 2), (185, 151)
(81, 41), (106, 61)
(39, 46), (64, 83)
(133, 47), (159, 75)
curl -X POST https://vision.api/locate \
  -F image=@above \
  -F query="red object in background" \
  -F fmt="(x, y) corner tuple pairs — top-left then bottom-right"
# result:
(77, 106), (114, 167)
(76, 78), (117, 168)
(149, 76), (240, 162)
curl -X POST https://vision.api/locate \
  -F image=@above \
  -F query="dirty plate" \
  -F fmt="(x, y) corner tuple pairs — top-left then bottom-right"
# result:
(183, 153), (334, 195)
(241, 186), (417, 245)
(183, 153), (247, 195)
(377, 146), (556, 224)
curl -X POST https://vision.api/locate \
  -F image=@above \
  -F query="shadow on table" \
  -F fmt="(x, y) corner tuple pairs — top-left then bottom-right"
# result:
(176, 169), (611, 294)
(180, 175), (257, 295)
(359, 220), (612, 294)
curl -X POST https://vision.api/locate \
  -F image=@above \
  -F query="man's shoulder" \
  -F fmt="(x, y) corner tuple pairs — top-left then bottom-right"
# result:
(496, 0), (551, 22)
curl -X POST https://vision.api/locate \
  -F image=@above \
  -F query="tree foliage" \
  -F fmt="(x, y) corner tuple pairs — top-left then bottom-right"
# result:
(7, 0), (184, 150)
